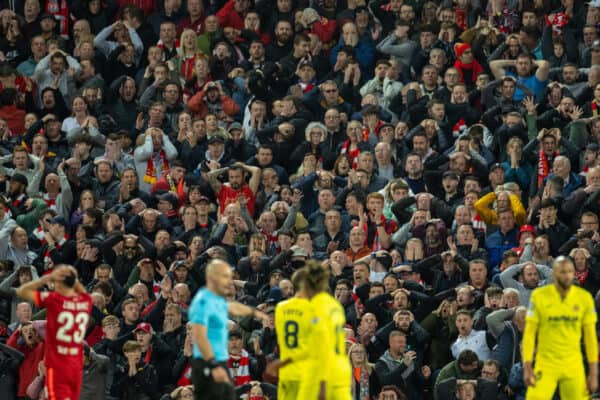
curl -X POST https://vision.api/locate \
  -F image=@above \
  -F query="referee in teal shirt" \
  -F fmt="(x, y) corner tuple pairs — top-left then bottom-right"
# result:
(189, 259), (268, 400)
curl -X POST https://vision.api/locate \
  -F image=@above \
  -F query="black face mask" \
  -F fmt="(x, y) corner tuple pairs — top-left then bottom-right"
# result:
(290, 260), (305, 270)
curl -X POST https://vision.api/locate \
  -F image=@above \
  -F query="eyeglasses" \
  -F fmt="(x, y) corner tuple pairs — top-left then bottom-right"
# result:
(351, 350), (365, 355)
(124, 246), (137, 250)
(324, 89), (338, 93)
(398, 270), (414, 275)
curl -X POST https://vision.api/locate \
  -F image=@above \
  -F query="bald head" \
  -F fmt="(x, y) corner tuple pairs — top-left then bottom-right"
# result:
(206, 259), (233, 296)
(206, 259), (231, 277)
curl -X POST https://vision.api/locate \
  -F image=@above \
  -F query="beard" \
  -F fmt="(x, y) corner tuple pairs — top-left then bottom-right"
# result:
(556, 278), (572, 290)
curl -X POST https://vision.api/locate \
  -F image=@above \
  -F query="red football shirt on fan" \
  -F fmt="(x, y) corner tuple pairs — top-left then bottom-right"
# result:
(34, 290), (92, 400)
(217, 184), (256, 217)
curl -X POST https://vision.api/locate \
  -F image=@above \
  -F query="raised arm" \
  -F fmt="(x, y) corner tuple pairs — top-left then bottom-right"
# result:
(207, 167), (228, 195)
(15, 274), (52, 303)
(243, 164), (262, 195)
(489, 59), (515, 79)
(533, 60), (550, 82)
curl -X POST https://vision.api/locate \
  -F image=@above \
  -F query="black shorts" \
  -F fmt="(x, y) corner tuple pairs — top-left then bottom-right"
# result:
(191, 358), (235, 400)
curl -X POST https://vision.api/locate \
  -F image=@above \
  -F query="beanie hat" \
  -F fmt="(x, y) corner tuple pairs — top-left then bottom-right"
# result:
(454, 42), (471, 59)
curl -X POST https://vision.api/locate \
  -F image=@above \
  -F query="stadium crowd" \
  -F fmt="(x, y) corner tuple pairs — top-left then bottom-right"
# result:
(0, 0), (600, 398)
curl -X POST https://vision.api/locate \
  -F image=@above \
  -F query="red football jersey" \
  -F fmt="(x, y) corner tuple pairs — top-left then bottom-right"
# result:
(34, 291), (92, 372)
(218, 184), (256, 217)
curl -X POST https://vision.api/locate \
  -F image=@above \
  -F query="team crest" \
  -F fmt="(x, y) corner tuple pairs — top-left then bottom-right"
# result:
(573, 305), (580, 311)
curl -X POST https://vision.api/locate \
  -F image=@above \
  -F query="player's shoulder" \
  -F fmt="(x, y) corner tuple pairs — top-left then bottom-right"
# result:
(191, 287), (212, 304)
(532, 284), (555, 299)
(571, 285), (594, 302)
(311, 292), (335, 305)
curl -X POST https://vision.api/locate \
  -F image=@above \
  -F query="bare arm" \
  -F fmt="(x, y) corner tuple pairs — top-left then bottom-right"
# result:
(15, 275), (52, 303)
(489, 59), (515, 79)
(244, 164), (262, 195)
(207, 167), (228, 195)
(534, 60), (550, 81)
(190, 323), (215, 360)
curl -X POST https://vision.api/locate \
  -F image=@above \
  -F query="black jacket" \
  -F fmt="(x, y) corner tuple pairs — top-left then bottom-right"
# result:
(112, 361), (159, 400)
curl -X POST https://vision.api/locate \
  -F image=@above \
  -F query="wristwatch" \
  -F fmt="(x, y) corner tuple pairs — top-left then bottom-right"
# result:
(203, 359), (220, 377)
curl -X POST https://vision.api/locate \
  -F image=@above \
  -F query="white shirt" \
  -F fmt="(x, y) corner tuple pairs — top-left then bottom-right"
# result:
(451, 330), (491, 361)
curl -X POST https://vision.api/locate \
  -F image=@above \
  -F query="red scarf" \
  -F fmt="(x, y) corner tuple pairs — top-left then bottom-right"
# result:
(576, 269), (589, 285)
(341, 140), (360, 169)
(453, 58), (484, 84)
(300, 82), (315, 93)
(177, 362), (192, 386)
(592, 100), (598, 117)
(227, 350), (250, 387)
(12, 194), (25, 209)
(43, 192), (57, 211)
(143, 347), (153, 365)
(144, 150), (169, 185)
(43, 236), (67, 274)
(363, 216), (396, 251)
(537, 149), (558, 188)
(452, 118), (467, 138)
(34, 226), (46, 242)
(45, 0), (70, 37)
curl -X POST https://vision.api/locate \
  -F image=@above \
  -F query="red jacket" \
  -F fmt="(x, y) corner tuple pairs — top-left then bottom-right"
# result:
(187, 89), (241, 119)
(216, 0), (244, 30)
(0, 104), (25, 135)
(7, 329), (45, 397)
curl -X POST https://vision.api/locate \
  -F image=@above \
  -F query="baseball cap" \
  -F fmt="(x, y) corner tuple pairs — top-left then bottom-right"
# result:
(134, 322), (153, 334)
(40, 13), (57, 22)
(518, 224), (536, 241)
(198, 195), (211, 204)
(208, 135), (225, 145)
(11, 173), (28, 186)
(228, 122), (243, 133)
(49, 216), (67, 226)
(490, 163), (504, 172)
(586, 143), (600, 152)
(442, 170), (460, 180)
(265, 286), (282, 305)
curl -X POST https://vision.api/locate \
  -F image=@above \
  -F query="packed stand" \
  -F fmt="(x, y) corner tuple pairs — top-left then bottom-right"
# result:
(0, 0), (600, 398)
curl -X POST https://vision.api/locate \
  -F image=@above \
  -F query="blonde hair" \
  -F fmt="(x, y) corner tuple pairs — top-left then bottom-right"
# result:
(348, 343), (374, 374)
(179, 29), (201, 55)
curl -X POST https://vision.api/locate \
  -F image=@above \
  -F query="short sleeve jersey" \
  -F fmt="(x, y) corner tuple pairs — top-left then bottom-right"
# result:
(275, 297), (313, 381)
(217, 184), (256, 216)
(526, 284), (597, 365)
(304, 292), (351, 387)
(34, 291), (92, 372)
(189, 288), (229, 361)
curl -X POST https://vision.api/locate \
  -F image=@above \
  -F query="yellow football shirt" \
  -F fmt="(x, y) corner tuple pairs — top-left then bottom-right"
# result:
(275, 297), (312, 382)
(302, 292), (352, 389)
(525, 284), (597, 366)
